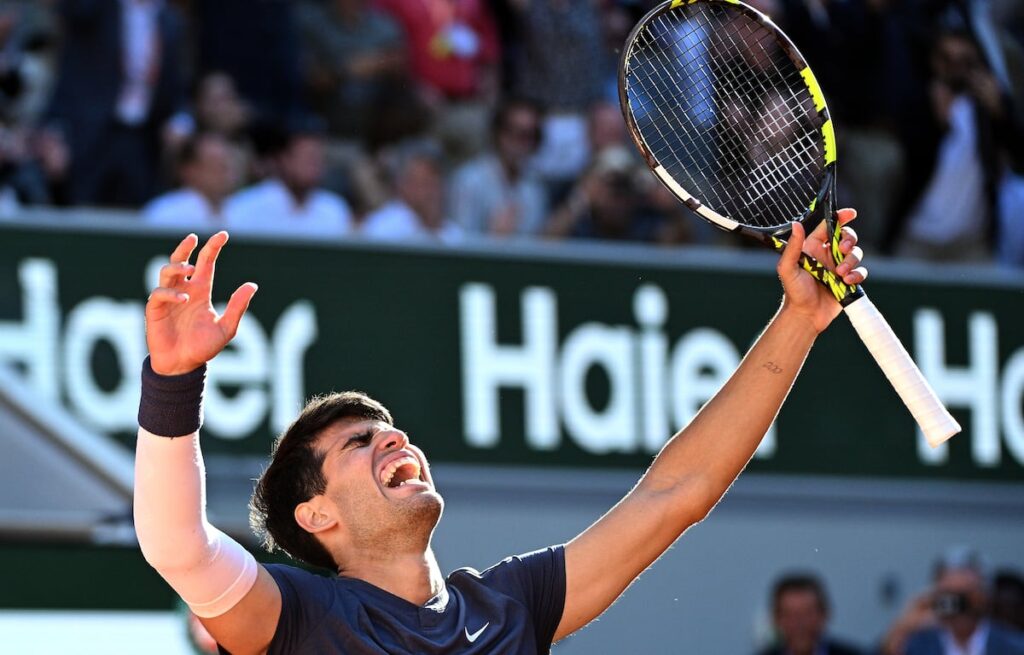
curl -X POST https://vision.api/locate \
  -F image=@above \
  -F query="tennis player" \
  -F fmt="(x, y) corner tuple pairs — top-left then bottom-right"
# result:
(135, 211), (867, 654)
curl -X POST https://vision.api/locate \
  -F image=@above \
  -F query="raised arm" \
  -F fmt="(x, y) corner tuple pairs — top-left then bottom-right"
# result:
(555, 211), (868, 640)
(134, 232), (280, 655)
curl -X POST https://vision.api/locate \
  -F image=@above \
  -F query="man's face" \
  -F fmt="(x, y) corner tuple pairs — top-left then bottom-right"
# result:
(933, 34), (984, 92)
(279, 136), (326, 194)
(496, 107), (540, 169)
(774, 589), (827, 655)
(398, 158), (444, 227)
(934, 568), (987, 639)
(183, 137), (238, 202)
(313, 419), (443, 555)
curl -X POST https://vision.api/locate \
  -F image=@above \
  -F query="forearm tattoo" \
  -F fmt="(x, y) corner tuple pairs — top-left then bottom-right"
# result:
(762, 361), (783, 374)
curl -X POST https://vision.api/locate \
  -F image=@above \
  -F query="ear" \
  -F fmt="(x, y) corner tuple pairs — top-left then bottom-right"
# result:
(294, 497), (338, 535)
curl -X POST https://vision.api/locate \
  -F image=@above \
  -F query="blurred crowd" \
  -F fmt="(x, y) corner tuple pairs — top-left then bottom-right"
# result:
(757, 548), (1024, 655)
(0, 0), (1022, 263)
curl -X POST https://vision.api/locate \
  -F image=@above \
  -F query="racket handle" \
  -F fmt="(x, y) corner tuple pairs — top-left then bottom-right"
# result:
(843, 295), (961, 447)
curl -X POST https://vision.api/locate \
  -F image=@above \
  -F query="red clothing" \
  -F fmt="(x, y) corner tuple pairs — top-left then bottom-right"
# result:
(374, 0), (499, 99)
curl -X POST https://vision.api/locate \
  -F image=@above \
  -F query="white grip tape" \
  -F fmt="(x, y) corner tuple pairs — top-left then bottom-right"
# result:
(844, 296), (961, 447)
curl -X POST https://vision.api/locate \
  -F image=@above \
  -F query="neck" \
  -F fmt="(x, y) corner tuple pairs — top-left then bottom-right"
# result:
(280, 179), (311, 208)
(341, 546), (444, 606)
(951, 621), (981, 647)
(197, 188), (226, 213)
(498, 155), (521, 182)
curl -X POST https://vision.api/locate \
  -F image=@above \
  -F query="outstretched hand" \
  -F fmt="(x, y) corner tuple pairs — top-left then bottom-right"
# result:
(146, 231), (258, 375)
(777, 208), (868, 333)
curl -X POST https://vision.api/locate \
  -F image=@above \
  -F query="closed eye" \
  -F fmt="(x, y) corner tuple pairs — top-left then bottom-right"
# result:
(344, 430), (375, 450)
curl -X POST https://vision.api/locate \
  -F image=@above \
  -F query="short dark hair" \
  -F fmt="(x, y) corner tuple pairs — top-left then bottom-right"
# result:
(772, 572), (830, 615)
(176, 132), (220, 170)
(490, 97), (544, 142)
(249, 391), (393, 570)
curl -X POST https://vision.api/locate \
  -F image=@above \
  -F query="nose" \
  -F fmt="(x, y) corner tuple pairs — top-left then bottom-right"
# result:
(378, 429), (409, 452)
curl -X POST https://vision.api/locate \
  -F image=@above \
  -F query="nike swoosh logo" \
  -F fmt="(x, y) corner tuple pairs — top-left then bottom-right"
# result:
(465, 622), (489, 643)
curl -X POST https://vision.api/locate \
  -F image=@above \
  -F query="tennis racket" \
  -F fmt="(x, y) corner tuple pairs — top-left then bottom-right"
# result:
(619, 0), (960, 446)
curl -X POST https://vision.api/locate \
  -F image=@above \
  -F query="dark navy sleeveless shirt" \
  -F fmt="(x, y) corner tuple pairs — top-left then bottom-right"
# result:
(262, 545), (566, 655)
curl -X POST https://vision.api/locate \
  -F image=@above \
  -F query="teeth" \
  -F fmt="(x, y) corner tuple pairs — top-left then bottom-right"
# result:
(380, 456), (422, 487)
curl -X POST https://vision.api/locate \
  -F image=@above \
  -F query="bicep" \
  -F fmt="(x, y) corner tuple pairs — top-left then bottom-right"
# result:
(200, 564), (282, 655)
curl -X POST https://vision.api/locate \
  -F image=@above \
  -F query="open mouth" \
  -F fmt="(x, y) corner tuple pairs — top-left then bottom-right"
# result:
(379, 454), (424, 489)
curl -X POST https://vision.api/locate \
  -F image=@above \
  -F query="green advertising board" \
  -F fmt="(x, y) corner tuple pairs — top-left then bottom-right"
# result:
(2, 217), (1023, 482)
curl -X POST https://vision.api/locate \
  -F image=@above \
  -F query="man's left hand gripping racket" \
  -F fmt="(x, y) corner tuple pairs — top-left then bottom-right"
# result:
(619, 0), (960, 446)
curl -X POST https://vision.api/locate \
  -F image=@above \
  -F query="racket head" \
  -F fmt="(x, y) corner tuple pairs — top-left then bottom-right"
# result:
(618, 0), (837, 245)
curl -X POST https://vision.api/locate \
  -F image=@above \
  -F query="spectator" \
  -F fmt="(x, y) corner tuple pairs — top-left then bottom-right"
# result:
(545, 146), (662, 242)
(880, 547), (1024, 655)
(374, 0), (499, 103)
(193, 0), (303, 124)
(226, 121), (353, 236)
(587, 100), (628, 155)
(509, 0), (606, 186)
(993, 570), (1024, 633)
(297, 0), (421, 145)
(0, 1), (58, 125)
(361, 139), (462, 243)
(193, 71), (251, 140)
(448, 97), (546, 237)
(0, 123), (69, 211)
(46, 0), (187, 208)
(375, 0), (500, 159)
(775, 0), (903, 249)
(890, 15), (1022, 262)
(757, 572), (861, 655)
(144, 132), (240, 229)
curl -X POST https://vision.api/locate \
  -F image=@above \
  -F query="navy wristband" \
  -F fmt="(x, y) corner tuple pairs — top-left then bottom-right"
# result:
(138, 356), (207, 437)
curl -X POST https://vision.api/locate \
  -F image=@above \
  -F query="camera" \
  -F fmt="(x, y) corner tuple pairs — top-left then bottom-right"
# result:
(933, 592), (970, 617)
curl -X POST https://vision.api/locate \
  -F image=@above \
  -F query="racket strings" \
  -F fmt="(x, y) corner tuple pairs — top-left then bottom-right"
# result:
(636, 9), (818, 221)
(654, 10), (817, 223)
(625, 4), (825, 230)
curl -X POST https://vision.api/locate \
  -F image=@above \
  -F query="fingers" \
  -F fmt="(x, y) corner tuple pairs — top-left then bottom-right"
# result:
(836, 225), (858, 255)
(158, 262), (196, 289)
(835, 243), (868, 284)
(808, 207), (858, 245)
(193, 231), (229, 283)
(219, 282), (258, 339)
(170, 234), (199, 264)
(148, 287), (189, 308)
(777, 222), (806, 281)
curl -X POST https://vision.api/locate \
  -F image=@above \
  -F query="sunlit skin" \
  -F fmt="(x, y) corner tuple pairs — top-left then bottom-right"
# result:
(294, 418), (445, 604)
(145, 217), (868, 654)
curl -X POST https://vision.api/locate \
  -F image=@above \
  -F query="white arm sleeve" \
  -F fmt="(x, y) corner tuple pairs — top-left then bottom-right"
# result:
(134, 427), (259, 618)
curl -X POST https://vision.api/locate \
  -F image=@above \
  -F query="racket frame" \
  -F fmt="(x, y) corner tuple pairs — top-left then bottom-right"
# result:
(618, 0), (961, 445)
(619, 0), (861, 306)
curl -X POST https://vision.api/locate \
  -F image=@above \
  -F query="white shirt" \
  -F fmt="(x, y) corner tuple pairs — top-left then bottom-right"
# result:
(905, 96), (988, 245)
(939, 621), (990, 655)
(143, 188), (223, 229)
(449, 155), (547, 236)
(118, 0), (162, 125)
(225, 179), (353, 237)
(361, 200), (463, 244)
